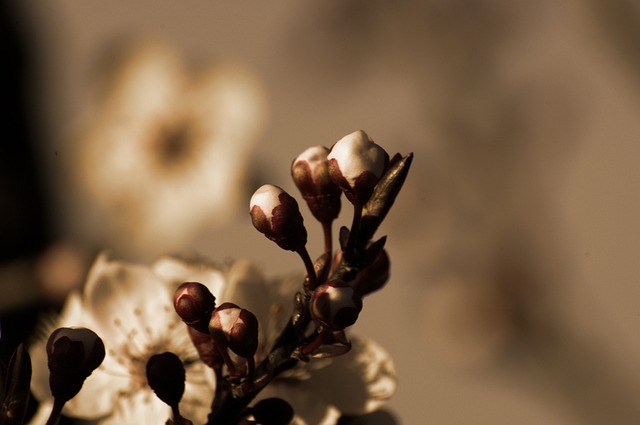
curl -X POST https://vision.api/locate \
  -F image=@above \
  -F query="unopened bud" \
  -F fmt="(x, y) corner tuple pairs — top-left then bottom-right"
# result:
(291, 146), (342, 223)
(46, 327), (105, 402)
(209, 302), (259, 358)
(311, 281), (363, 331)
(174, 281), (217, 334)
(146, 352), (185, 408)
(327, 130), (389, 205)
(250, 184), (307, 252)
(252, 398), (295, 425)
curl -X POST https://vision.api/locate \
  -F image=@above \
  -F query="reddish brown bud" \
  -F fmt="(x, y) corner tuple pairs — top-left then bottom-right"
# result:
(146, 352), (185, 408)
(310, 280), (363, 331)
(250, 184), (307, 252)
(209, 302), (259, 358)
(174, 281), (217, 334)
(291, 146), (342, 223)
(46, 327), (105, 402)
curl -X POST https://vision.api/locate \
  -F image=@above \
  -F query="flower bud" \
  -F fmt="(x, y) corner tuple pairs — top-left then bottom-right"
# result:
(327, 130), (389, 205)
(252, 398), (294, 425)
(310, 280), (363, 331)
(352, 248), (390, 297)
(291, 146), (342, 223)
(46, 327), (105, 402)
(250, 184), (307, 252)
(146, 352), (185, 409)
(209, 302), (259, 358)
(174, 281), (217, 334)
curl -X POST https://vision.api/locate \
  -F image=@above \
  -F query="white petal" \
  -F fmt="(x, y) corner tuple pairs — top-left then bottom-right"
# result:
(63, 364), (130, 419)
(180, 360), (217, 423)
(26, 401), (53, 425)
(82, 255), (175, 351)
(151, 255), (226, 299)
(302, 337), (397, 415)
(99, 390), (171, 425)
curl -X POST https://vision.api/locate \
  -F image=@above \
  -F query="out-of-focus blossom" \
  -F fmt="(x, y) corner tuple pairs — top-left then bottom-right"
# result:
(28, 254), (226, 425)
(29, 254), (395, 425)
(74, 42), (267, 256)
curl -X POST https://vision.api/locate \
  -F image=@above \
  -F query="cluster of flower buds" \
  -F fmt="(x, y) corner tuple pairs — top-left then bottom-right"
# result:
(174, 282), (259, 386)
(249, 129), (412, 359)
(171, 129), (411, 424)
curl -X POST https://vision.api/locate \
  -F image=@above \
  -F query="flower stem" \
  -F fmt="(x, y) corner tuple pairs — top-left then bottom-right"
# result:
(297, 247), (317, 290)
(44, 398), (65, 425)
(322, 221), (333, 255)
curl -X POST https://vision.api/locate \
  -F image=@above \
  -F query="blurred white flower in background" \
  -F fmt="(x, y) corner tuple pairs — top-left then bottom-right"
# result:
(28, 254), (395, 425)
(73, 41), (267, 258)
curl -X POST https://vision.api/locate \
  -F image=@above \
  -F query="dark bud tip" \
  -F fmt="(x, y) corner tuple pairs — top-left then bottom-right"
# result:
(146, 352), (185, 408)
(174, 281), (217, 334)
(252, 398), (295, 425)
(46, 327), (105, 402)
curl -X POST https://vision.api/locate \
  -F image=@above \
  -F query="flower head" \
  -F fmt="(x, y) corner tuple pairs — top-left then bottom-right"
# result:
(29, 254), (225, 425)
(73, 41), (267, 256)
(29, 255), (396, 425)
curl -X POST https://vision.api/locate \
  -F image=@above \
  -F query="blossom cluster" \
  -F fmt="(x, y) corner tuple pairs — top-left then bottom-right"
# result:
(1, 130), (412, 425)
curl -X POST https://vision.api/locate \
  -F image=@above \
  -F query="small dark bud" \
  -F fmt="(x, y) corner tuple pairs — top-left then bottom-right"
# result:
(252, 397), (294, 425)
(250, 184), (308, 252)
(209, 302), (259, 358)
(291, 146), (342, 223)
(311, 281), (363, 331)
(146, 352), (185, 408)
(327, 130), (389, 206)
(174, 281), (217, 334)
(46, 327), (105, 402)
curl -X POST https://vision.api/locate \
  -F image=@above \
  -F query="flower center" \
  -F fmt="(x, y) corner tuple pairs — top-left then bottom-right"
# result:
(149, 119), (200, 172)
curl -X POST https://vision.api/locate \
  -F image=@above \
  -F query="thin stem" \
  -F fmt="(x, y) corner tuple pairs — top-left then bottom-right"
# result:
(297, 247), (317, 290)
(246, 355), (256, 385)
(322, 221), (333, 255)
(45, 398), (65, 425)
(216, 344), (237, 377)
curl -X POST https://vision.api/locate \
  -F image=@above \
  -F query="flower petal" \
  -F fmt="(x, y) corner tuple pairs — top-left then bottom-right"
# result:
(99, 390), (171, 425)
(302, 337), (396, 416)
(180, 360), (217, 424)
(151, 255), (226, 298)
(82, 254), (175, 351)
(60, 360), (130, 419)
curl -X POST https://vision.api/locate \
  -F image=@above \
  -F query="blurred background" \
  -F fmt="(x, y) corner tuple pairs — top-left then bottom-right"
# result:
(2, 0), (640, 424)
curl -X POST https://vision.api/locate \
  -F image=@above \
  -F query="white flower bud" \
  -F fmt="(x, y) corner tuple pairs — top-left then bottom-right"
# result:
(327, 130), (389, 205)
(249, 184), (307, 252)
(310, 280), (363, 331)
(209, 302), (259, 358)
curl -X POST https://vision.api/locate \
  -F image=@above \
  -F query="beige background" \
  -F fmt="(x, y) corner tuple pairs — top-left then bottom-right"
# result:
(12, 1), (640, 424)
